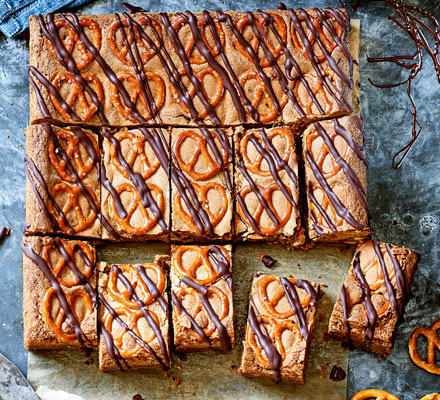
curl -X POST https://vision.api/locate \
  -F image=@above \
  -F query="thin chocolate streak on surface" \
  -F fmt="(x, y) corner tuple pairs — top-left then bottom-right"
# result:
(98, 293), (168, 370)
(313, 121), (367, 210)
(207, 245), (232, 289)
(111, 265), (170, 365)
(100, 324), (128, 370)
(136, 265), (168, 313)
(22, 241), (92, 350)
(306, 151), (365, 230)
(340, 284), (351, 341)
(182, 276), (231, 351)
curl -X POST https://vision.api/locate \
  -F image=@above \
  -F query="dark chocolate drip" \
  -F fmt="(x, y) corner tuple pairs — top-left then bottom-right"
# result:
(100, 324), (128, 370)
(340, 284), (351, 341)
(313, 121), (367, 210)
(207, 245), (232, 289)
(0, 226), (10, 239)
(111, 265), (170, 365)
(372, 241), (400, 319)
(329, 365), (346, 381)
(136, 265), (168, 313)
(259, 254), (277, 268)
(307, 181), (336, 233)
(182, 276), (231, 351)
(279, 277), (317, 341)
(248, 302), (282, 383)
(172, 291), (210, 343)
(22, 241), (92, 350)
(306, 150), (366, 230)
(352, 251), (377, 340)
(385, 243), (406, 298)
(121, 2), (145, 13)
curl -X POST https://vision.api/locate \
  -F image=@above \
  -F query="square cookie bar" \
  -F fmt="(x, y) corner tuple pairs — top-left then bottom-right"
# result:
(98, 258), (171, 371)
(171, 127), (233, 241)
(171, 244), (234, 352)
(235, 126), (305, 247)
(303, 116), (370, 242)
(328, 240), (419, 356)
(25, 124), (101, 238)
(22, 235), (97, 350)
(239, 272), (319, 384)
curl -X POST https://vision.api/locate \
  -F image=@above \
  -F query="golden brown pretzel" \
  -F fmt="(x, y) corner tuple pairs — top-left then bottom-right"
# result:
(409, 319), (440, 375)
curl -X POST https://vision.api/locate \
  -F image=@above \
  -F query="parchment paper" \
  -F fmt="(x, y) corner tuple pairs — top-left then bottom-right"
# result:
(27, 242), (355, 400)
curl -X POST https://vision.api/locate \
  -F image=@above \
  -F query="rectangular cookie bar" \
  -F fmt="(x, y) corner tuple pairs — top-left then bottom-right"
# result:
(22, 235), (97, 350)
(328, 240), (419, 356)
(303, 116), (370, 242)
(25, 124), (101, 238)
(239, 272), (319, 384)
(171, 244), (234, 352)
(235, 126), (305, 247)
(170, 127), (233, 241)
(100, 127), (170, 241)
(98, 258), (171, 371)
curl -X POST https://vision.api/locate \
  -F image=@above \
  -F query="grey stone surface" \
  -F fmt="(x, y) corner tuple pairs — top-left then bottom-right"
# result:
(0, 0), (438, 398)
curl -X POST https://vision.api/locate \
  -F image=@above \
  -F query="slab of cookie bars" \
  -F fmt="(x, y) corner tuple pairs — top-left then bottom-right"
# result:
(100, 127), (170, 241)
(239, 272), (319, 384)
(234, 126), (305, 247)
(170, 127), (233, 241)
(25, 124), (101, 238)
(98, 258), (171, 371)
(303, 116), (370, 242)
(171, 244), (234, 352)
(328, 240), (419, 356)
(22, 235), (97, 350)
(28, 8), (354, 128)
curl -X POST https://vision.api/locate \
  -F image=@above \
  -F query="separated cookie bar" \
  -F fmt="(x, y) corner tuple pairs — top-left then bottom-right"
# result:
(328, 240), (419, 356)
(171, 127), (233, 241)
(235, 126), (305, 247)
(101, 127), (170, 241)
(239, 272), (319, 384)
(98, 258), (171, 371)
(171, 244), (234, 352)
(22, 235), (97, 350)
(25, 124), (101, 238)
(303, 116), (370, 242)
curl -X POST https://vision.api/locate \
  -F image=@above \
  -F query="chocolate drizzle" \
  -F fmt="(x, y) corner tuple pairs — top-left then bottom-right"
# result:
(207, 245), (233, 289)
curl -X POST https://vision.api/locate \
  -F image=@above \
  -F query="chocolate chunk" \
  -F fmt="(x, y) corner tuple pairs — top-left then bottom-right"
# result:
(329, 365), (346, 381)
(259, 254), (277, 268)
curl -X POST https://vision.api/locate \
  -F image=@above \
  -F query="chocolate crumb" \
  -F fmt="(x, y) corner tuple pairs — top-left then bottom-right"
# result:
(320, 375), (325, 381)
(229, 365), (237, 371)
(177, 353), (188, 362)
(259, 254), (277, 268)
(0, 226), (10, 240)
(132, 395), (144, 400)
(318, 313), (326, 323)
(84, 357), (94, 365)
(174, 376), (182, 388)
(329, 365), (346, 381)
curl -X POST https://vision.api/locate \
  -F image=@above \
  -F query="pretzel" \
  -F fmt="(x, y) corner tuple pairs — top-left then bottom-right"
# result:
(420, 395), (440, 400)
(50, 72), (104, 122)
(108, 16), (162, 66)
(48, 182), (98, 234)
(291, 12), (344, 64)
(42, 238), (94, 287)
(47, 18), (102, 70)
(103, 306), (160, 358)
(42, 287), (93, 341)
(173, 129), (228, 181)
(170, 67), (224, 118)
(292, 69), (336, 116)
(246, 314), (302, 368)
(409, 319), (440, 375)
(306, 128), (350, 179)
(235, 12), (287, 68)
(174, 182), (228, 234)
(107, 182), (164, 235)
(48, 129), (98, 183)
(350, 389), (400, 400)
(110, 71), (165, 122)
(257, 275), (312, 319)
(239, 70), (288, 123)
(172, 245), (231, 285)
(237, 183), (293, 235)
(239, 127), (293, 177)
(173, 286), (229, 339)
(171, 15), (225, 64)
(107, 263), (166, 309)
(110, 130), (160, 180)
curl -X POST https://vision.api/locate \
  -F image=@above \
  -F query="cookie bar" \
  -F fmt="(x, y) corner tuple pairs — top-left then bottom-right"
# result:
(235, 126), (305, 247)
(303, 116), (370, 242)
(22, 235), (97, 350)
(171, 127), (233, 241)
(25, 124), (101, 238)
(98, 258), (171, 371)
(239, 272), (319, 384)
(328, 240), (419, 356)
(171, 244), (234, 352)
(101, 128), (170, 241)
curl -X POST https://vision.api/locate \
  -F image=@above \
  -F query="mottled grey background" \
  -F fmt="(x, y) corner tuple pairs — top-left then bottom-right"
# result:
(0, 0), (438, 398)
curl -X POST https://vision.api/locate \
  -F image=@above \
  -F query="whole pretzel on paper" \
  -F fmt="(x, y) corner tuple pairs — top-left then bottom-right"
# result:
(350, 389), (400, 400)
(409, 319), (440, 375)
